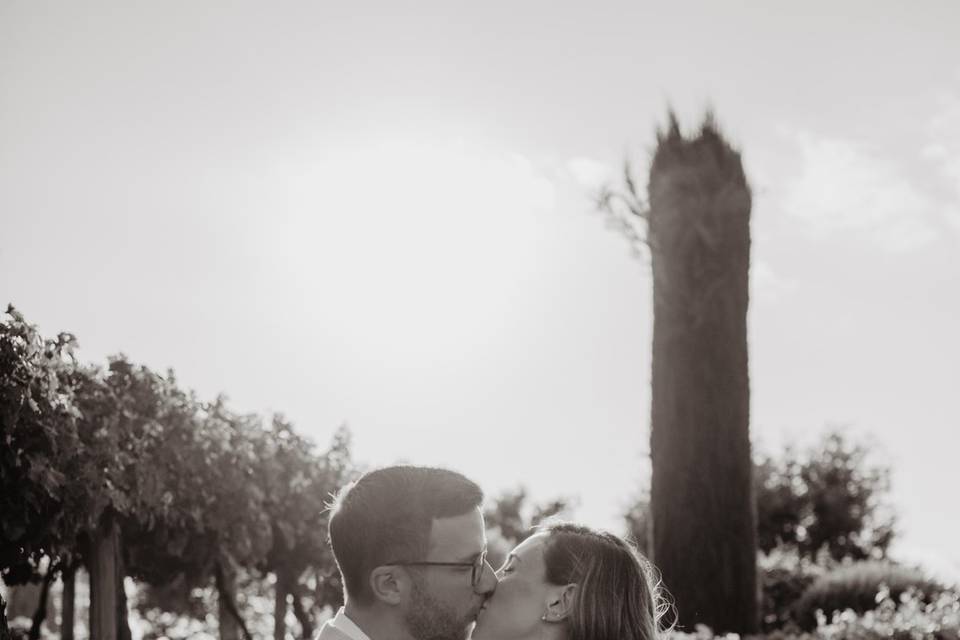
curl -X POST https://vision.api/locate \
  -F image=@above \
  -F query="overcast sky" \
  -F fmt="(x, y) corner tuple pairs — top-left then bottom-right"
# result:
(2, 1), (958, 581)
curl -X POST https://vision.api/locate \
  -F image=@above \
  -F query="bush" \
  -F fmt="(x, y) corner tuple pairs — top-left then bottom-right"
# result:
(759, 547), (830, 631)
(812, 585), (960, 640)
(792, 561), (946, 630)
(662, 586), (960, 639)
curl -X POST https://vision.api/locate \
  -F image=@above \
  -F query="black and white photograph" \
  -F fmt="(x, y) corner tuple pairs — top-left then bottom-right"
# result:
(1, 2), (958, 639)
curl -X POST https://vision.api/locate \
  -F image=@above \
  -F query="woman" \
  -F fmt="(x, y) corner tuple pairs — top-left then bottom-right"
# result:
(472, 522), (667, 640)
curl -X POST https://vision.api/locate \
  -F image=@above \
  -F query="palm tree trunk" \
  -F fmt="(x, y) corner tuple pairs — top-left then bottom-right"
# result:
(647, 115), (758, 634)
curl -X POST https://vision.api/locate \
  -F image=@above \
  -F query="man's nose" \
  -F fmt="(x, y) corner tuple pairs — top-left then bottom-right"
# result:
(476, 559), (498, 594)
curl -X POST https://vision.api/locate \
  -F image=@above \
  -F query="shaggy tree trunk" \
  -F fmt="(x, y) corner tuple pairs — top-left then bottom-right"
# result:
(216, 560), (241, 640)
(90, 514), (130, 640)
(214, 561), (254, 640)
(28, 566), (55, 640)
(274, 570), (288, 640)
(647, 115), (758, 634)
(291, 590), (314, 640)
(62, 565), (76, 640)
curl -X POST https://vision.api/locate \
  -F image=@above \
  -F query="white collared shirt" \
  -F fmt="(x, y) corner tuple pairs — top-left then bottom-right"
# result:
(326, 607), (373, 640)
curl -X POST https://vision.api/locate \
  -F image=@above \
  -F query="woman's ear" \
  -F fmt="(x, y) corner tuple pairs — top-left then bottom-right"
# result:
(369, 565), (404, 605)
(543, 583), (578, 622)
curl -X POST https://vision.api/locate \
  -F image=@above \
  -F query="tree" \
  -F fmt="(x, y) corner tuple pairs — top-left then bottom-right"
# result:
(754, 430), (895, 561)
(2, 306), (358, 638)
(259, 419), (356, 640)
(602, 114), (757, 633)
(0, 306), (92, 638)
(0, 306), (84, 581)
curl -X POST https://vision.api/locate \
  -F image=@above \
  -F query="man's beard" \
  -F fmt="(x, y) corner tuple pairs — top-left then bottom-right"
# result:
(403, 575), (477, 640)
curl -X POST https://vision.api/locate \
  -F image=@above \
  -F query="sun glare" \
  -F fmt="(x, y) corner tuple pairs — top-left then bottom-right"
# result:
(266, 135), (557, 364)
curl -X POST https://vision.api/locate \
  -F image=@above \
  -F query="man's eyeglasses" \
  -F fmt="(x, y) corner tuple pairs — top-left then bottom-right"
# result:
(387, 549), (488, 588)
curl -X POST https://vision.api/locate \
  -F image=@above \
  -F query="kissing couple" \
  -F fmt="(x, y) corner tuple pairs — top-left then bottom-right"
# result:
(315, 466), (666, 640)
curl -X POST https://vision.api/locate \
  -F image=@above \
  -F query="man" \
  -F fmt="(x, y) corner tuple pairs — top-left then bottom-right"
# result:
(316, 466), (497, 640)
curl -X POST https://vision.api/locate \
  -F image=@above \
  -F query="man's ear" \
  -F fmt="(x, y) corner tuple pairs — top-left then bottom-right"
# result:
(369, 565), (404, 605)
(544, 583), (577, 622)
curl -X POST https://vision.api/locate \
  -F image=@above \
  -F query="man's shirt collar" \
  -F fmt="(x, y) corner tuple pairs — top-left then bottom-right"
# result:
(329, 607), (373, 640)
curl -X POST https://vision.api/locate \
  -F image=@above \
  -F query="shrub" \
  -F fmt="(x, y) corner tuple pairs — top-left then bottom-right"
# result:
(759, 547), (830, 631)
(812, 585), (960, 640)
(793, 561), (945, 630)
(661, 586), (960, 639)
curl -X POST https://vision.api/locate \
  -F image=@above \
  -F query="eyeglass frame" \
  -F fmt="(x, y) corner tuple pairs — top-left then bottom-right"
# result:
(386, 549), (489, 588)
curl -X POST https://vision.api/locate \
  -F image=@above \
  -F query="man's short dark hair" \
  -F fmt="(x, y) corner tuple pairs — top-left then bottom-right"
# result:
(327, 465), (484, 605)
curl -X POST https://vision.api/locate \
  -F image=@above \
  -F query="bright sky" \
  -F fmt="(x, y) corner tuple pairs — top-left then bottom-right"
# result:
(2, 2), (958, 582)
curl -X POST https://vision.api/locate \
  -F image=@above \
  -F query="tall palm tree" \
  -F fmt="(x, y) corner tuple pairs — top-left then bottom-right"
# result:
(647, 114), (757, 633)
(602, 113), (757, 633)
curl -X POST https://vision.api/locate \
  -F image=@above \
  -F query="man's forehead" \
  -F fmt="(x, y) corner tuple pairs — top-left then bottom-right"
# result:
(426, 507), (486, 559)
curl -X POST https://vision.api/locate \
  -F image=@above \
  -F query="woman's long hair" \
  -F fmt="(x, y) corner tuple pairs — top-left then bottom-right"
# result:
(539, 522), (672, 640)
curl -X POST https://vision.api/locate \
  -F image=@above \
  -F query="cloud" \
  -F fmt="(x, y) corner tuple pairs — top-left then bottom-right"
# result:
(566, 156), (614, 191)
(780, 131), (940, 252)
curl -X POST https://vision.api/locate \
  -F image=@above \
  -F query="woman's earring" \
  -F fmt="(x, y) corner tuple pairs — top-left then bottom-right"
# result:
(541, 613), (550, 622)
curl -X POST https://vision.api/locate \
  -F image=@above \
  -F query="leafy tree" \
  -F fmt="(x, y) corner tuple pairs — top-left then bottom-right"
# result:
(602, 114), (757, 634)
(0, 307), (97, 638)
(260, 419), (356, 640)
(754, 430), (895, 561)
(1, 306), (84, 582)
(2, 306), (358, 639)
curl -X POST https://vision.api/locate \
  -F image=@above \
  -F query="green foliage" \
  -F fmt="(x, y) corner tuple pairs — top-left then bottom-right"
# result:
(1, 305), (359, 637)
(792, 561), (947, 630)
(810, 585), (960, 640)
(0, 305), (85, 582)
(755, 431), (895, 562)
(758, 546), (830, 631)
(260, 418), (357, 625)
(662, 586), (960, 639)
